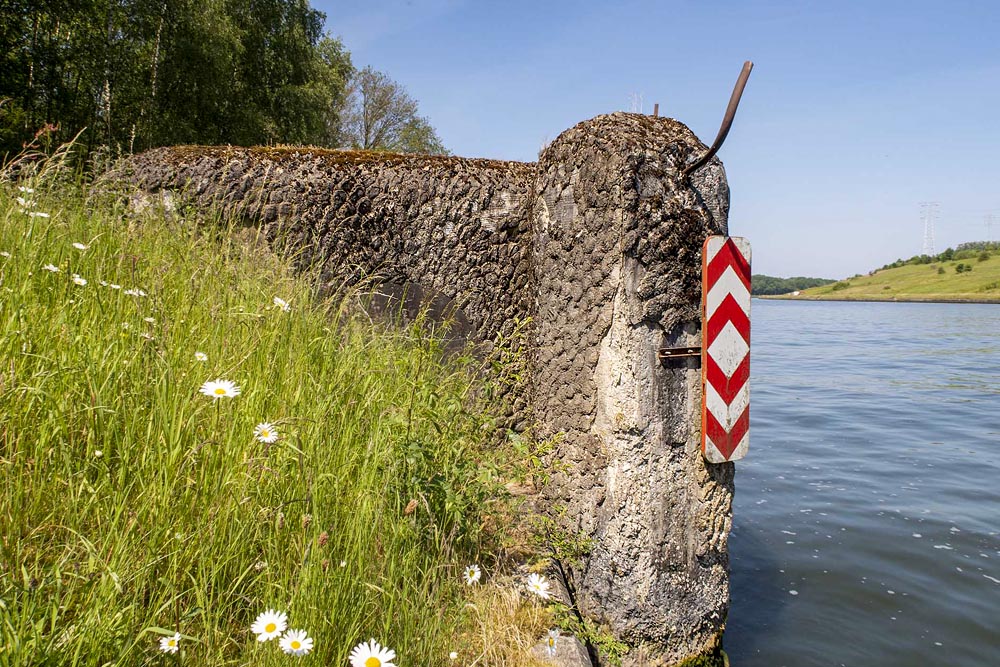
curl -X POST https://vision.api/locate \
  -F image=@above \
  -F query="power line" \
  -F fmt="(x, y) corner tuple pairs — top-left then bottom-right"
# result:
(920, 201), (939, 256)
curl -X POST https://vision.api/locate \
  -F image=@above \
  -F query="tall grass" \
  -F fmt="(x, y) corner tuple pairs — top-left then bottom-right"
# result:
(0, 172), (545, 665)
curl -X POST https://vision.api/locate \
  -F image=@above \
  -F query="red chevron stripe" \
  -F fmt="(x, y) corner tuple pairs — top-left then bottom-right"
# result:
(706, 293), (750, 343)
(705, 352), (750, 403)
(707, 238), (750, 290)
(704, 403), (750, 460)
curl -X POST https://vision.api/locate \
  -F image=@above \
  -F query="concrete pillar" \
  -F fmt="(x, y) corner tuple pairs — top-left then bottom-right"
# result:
(532, 112), (734, 666)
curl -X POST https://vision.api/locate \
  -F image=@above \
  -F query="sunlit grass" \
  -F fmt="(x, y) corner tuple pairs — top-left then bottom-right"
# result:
(0, 176), (543, 665)
(795, 252), (1000, 301)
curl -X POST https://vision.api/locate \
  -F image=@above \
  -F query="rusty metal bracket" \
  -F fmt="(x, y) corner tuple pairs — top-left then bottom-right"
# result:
(657, 346), (702, 362)
(681, 61), (754, 178)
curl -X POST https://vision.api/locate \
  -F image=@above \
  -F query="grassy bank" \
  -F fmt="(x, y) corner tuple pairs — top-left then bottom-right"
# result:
(781, 251), (1000, 303)
(0, 171), (550, 665)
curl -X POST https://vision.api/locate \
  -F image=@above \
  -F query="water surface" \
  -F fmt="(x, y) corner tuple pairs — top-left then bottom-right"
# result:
(726, 300), (1000, 666)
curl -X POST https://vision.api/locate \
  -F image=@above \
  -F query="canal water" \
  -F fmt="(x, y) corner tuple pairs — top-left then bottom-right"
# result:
(725, 300), (1000, 666)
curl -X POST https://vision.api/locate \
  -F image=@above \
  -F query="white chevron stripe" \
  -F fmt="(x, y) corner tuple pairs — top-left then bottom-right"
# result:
(731, 237), (752, 262)
(703, 437), (726, 464)
(730, 431), (749, 460)
(704, 236), (725, 264)
(705, 382), (749, 431)
(706, 264), (750, 317)
(703, 430), (749, 463)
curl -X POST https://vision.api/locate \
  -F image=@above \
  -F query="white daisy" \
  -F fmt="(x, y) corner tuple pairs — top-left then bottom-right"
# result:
(279, 629), (313, 656)
(349, 639), (396, 667)
(250, 608), (287, 642)
(71, 274), (87, 286)
(273, 296), (291, 312)
(199, 379), (241, 399)
(42, 264), (59, 272)
(254, 422), (279, 443)
(16, 196), (34, 208)
(124, 288), (146, 297)
(27, 211), (50, 218)
(110, 283), (121, 289)
(546, 629), (559, 656)
(449, 651), (458, 660)
(0, 251), (10, 258)
(463, 564), (482, 585)
(72, 242), (89, 250)
(159, 632), (181, 654)
(17, 186), (34, 194)
(527, 573), (551, 600)
(194, 351), (208, 362)
(144, 317), (156, 324)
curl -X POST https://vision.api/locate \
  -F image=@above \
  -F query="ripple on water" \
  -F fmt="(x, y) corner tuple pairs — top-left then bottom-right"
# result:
(728, 301), (1000, 667)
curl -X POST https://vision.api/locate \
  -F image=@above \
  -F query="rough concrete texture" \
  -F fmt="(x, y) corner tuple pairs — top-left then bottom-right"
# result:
(117, 145), (536, 347)
(531, 114), (733, 666)
(111, 113), (735, 666)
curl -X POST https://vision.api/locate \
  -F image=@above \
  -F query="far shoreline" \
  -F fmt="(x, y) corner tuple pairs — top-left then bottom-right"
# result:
(757, 294), (1000, 305)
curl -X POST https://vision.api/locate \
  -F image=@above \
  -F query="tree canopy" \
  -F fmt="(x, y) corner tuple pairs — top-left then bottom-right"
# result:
(0, 1), (445, 157)
(338, 66), (447, 154)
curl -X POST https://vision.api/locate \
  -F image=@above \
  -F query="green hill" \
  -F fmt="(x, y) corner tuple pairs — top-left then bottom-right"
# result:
(787, 245), (1000, 303)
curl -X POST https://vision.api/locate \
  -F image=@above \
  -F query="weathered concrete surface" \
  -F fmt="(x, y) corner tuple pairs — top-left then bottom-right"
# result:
(118, 146), (536, 347)
(111, 113), (735, 666)
(532, 114), (733, 666)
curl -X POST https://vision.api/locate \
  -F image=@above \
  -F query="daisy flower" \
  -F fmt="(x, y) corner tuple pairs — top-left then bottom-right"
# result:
(546, 629), (559, 656)
(17, 186), (34, 194)
(124, 288), (147, 297)
(72, 242), (89, 250)
(194, 351), (208, 362)
(463, 564), (482, 585)
(71, 274), (87, 286)
(159, 632), (181, 654)
(42, 264), (59, 272)
(349, 639), (396, 667)
(527, 573), (551, 600)
(279, 629), (313, 656)
(254, 422), (278, 443)
(144, 317), (156, 324)
(0, 251), (10, 258)
(27, 211), (50, 218)
(449, 651), (458, 660)
(16, 196), (34, 208)
(250, 609), (287, 642)
(273, 296), (291, 312)
(199, 379), (241, 399)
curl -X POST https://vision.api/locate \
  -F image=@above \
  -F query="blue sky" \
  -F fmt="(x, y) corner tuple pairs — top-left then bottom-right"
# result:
(314, 0), (1000, 278)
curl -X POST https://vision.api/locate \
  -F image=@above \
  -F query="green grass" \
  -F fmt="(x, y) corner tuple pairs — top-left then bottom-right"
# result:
(0, 174), (542, 665)
(788, 253), (1000, 302)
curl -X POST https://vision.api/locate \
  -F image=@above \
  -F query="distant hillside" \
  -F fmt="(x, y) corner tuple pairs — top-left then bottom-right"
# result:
(752, 274), (837, 295)
(788, 242), (1000, 303)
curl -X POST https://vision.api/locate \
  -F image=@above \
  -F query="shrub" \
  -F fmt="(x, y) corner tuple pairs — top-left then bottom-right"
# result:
(979, 251), (991, 262)
(831, 281), (850, 291)
(937, 266), (946, 275)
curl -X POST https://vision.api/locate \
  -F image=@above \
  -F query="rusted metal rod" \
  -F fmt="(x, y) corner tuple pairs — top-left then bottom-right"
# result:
(682, 60), (753, 178)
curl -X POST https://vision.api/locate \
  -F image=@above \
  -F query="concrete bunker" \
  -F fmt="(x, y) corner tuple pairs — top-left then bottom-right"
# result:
(114, 112), (735, 666)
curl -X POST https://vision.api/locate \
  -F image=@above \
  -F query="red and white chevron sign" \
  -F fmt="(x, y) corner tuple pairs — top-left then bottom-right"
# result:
(702, 236), (751, 463)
